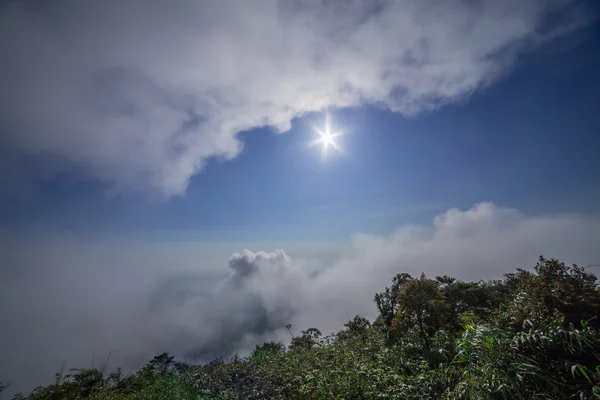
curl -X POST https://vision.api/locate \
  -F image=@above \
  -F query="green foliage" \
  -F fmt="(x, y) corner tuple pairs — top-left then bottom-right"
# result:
(374, 272), (413, 329)
(289, 328), (323, 351)
(13, 256), (600, 400)
(502, 256), (600, 330)
(391, 274), (451, 348)
(337, 315), (371, 341)
(249, 341), (285, 360)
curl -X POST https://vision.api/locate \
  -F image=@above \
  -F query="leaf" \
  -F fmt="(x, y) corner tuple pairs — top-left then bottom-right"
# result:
(578, 365), (592, 384)
(571, 364), (578, 379)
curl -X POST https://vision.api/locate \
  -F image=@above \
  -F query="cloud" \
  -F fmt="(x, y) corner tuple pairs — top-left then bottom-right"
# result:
(300, 202), (600, 331)
(171, 250), (310, 360)
(2, 202), (600, 396)
(0, 0), (590, 195)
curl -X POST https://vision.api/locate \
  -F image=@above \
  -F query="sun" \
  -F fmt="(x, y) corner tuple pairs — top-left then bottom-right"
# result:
(309, 113), (343, 155)
(321, 130), (335, 148)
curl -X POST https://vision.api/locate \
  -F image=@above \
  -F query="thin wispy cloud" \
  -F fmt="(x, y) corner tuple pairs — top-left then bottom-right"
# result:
(0, 0), (589, 195)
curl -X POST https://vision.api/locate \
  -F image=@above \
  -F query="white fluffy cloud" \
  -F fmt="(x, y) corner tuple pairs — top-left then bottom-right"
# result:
(2, 202), (600, 396)
(0, 0), (588, 195)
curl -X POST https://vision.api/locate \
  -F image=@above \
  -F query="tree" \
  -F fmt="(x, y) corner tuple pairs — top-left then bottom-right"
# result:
(344, 315), (370, 333)
(141, 353), (176, 378)
(249, 341), (285, 362)
(289, 328), (322, 350)
(436, 278), (496, 324)
(337, 315), (371, 341)
(374, 273), (413, 329)
(391, 274), (450, 347)
(504, 256), (600, 329)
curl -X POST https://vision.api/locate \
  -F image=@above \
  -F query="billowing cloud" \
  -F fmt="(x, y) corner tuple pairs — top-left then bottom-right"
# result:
(0, 0), (589, 195)
(170, 250), (310, 360)
(2, 203), (600, 396)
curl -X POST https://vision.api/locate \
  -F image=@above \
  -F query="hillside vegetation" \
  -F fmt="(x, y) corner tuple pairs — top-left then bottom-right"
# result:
(3, 256), (600, 399)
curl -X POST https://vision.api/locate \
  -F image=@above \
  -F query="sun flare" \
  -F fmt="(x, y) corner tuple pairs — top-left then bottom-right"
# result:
(309, 113), (343, 155)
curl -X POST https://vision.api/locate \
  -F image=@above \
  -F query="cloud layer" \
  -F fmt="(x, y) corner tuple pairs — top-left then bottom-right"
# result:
(2, 202), (600, 396)
(0, 0), (589, 195)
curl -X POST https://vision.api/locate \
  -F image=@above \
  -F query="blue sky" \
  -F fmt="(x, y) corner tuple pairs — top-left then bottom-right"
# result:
(2, 19), (599, 242)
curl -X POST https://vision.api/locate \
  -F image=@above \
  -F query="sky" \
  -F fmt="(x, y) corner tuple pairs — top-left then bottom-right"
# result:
(1, 0), (600, 396)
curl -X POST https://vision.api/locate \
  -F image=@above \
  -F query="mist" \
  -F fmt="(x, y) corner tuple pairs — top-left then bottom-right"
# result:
(2, 202), (600, 396)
